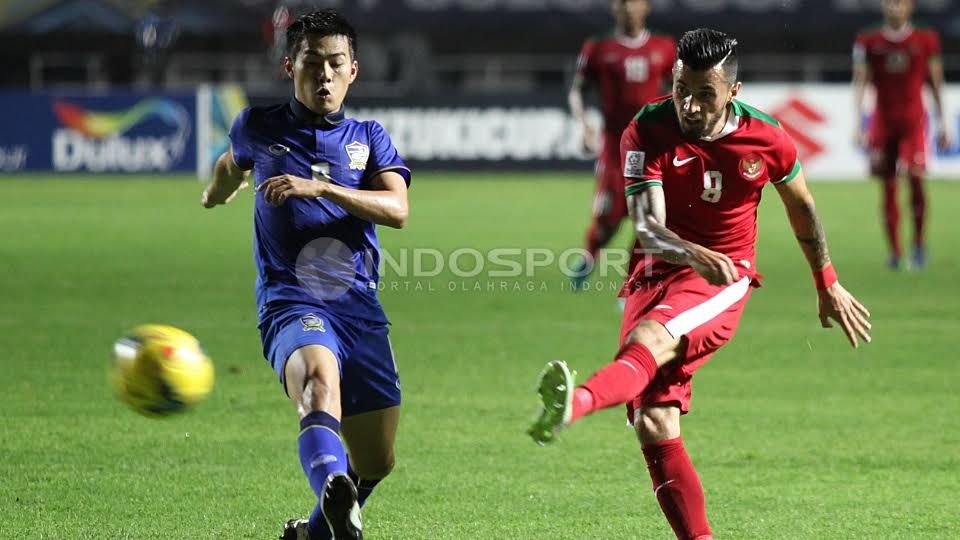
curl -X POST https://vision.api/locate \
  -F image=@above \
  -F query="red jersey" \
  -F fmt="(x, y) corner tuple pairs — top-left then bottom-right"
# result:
(620, 98), (800, 282)
(854, 24), (941, 126)
(576, 30), (676, 136)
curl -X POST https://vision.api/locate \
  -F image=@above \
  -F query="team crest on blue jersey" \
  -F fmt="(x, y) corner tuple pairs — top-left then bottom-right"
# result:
(300, 313), (326, 332)
(345, 141), (370, 170)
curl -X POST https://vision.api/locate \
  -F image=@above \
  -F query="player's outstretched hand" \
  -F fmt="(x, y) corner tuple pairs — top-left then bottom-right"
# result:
(852, 128), (867, 150)
(258, 174), (324, 206)
(582, 123), (600, 156)
(817, 282), (871, 348)
(202, 181), (249, 208)
(937, 125), (952, 153)
(688, 246), (740, 287)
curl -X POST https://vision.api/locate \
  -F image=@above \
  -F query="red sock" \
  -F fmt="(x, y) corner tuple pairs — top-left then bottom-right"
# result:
(882, 177), (901, 257)
(571, 343), (658, 422)
(584, 221), (611, 261)
(642, 437), (712, 540)
(908, 173), (926, 248)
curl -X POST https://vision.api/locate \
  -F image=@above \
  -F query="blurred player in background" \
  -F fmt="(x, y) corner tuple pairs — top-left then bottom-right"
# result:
(568, 0), (675, 289)
(134, 7), (179, 87)
(531, 29), (871, 539)
(852, 0), (949, 270)
(262, 2), (292, 64)
(202, 10), (410, 540)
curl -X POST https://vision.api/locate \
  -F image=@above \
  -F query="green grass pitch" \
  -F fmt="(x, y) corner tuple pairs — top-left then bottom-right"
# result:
(1, 173), (958, 539)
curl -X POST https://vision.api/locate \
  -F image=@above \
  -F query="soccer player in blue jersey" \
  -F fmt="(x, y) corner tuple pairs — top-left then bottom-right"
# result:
(201, 10), (410, 540)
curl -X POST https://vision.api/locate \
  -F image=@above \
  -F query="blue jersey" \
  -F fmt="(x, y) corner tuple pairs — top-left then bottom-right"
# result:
(229, 98), (410, 324)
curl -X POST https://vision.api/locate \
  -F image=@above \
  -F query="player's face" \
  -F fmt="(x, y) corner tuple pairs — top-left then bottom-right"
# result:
(284, 34), (358, 115)
(882, 0), (913, 26)
(611, 0), (649, 32)
(672, 62), (741, 139)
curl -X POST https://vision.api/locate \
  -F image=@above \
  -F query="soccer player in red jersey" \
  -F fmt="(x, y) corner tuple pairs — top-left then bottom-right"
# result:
(530, 29), (872, 539)
(568, 0), (675, 287)
(853, 0), (949, 270)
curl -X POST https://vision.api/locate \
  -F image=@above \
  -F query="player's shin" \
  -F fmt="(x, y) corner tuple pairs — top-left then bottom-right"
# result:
(642, 437), (712, 540)
(908, 173), (926, 263)
(881, 177), (902, 264)
(298, 411), (349, 537)
(573, 342), (658, 422)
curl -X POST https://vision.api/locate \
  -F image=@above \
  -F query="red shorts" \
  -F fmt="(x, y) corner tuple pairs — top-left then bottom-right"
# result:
(591, 131), (628, 228)
(869, 117), (927, 176)
(620, 267), (754, 420)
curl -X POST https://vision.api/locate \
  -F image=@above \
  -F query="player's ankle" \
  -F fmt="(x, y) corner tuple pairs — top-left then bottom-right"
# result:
(570, 387), (595, 423)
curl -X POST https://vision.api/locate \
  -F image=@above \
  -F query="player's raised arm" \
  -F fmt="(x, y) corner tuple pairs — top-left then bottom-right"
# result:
(202, 147), (250, 208)
(773, 167), (872, 348)
(569, 39), (598, 156)
(851, 42), (871, 149)
(928, 51), (951, 150)
(568, 76), (598, 155)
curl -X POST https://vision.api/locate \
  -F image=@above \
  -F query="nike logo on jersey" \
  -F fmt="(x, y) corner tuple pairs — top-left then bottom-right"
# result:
(268, 143), (290, 156)
(673, 155), (696, 166)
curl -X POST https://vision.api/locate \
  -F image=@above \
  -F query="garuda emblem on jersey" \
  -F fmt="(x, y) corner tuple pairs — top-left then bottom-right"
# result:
(739, 155), (765, 180)
(345, 141), (370, 170)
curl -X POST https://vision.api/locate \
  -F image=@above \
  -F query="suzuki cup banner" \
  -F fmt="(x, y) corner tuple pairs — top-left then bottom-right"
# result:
(0, 91), (196, 173)
(351, 84), (960, 179)
(348, 84), (960, 180)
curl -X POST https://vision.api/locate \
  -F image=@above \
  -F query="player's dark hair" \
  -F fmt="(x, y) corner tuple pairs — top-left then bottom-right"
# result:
(677, 28), (739, 84)
(286, 9), (357, 60)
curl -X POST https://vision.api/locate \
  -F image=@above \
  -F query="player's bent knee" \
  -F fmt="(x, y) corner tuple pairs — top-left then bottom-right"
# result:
(350, 448), (395, 480)
(286, 346), (338, 385)
(285, 346), (341, 415)
(301, 375), (338, 403)
(357, 454), (395, 481)
(625, 321), (681, 360)
(634, 405), (681, 444)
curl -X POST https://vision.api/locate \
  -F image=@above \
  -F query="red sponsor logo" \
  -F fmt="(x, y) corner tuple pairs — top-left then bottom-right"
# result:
(770, 97), (827, 162)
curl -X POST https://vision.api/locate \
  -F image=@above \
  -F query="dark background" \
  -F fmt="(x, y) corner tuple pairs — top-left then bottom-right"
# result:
(3, 0), (959, 95)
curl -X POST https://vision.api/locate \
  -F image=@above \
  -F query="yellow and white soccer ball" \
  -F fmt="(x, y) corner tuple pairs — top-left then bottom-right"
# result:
(109, 324), (214, 417)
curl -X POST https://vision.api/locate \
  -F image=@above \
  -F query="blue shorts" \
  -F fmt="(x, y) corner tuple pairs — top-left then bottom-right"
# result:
(259, 302), (401, 417)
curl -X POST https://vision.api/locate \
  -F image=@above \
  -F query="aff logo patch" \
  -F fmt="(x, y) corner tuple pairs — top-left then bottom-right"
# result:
(345, 141), (369, 170)
(739, 154), (765, 180)
(623, 150), (645, 178)
(300, 313), (326, 332)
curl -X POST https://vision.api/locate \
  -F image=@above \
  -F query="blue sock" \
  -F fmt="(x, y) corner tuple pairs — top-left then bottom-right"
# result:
(348, 464), (382, 508)
(298, 411), (347, 539)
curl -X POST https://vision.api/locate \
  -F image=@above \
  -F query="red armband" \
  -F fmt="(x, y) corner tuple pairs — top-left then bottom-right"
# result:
(813, 263), (838, 290)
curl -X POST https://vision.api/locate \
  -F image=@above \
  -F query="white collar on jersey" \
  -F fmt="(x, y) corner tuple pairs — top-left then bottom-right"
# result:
(699, 105), (741, 142)
(882, 22), (914, 42)
(615, 29), (650, 48)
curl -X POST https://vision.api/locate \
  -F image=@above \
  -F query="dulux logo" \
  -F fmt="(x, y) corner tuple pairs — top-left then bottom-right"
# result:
(51, 99), (190, 172)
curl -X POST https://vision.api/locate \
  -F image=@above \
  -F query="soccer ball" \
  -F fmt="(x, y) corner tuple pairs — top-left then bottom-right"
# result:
(109, 324), (214, 417)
